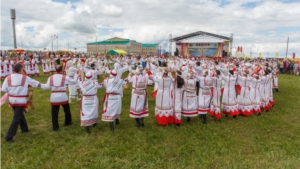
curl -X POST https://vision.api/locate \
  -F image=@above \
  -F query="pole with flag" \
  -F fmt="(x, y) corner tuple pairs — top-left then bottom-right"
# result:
(276, 52), (279, 58)
(285, 36), (289, 58)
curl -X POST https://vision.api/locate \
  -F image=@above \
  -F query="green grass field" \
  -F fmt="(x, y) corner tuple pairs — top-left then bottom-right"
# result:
(1, 70), (300, 169)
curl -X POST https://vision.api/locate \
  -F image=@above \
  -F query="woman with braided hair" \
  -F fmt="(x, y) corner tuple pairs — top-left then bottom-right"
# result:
(173, 70), (185, 126)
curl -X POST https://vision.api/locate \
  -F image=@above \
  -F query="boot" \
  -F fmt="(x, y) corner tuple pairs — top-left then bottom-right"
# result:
(202, 114), (207, 124)
(93, 123), (97, 127)
(276, 88), (279, 92)
(115, 119), (120, 125)
(109, 122), (114, 131)
(199, 115), (203, 119)
(85, 126), (91, 133)
(135, 118), (141, 128)
(140, 117), (145, 127)
(233, 115), (237, 119)
(187, 117), (191, 122)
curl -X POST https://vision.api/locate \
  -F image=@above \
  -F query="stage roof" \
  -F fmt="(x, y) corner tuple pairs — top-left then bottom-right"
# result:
(170, 31), (232, 42)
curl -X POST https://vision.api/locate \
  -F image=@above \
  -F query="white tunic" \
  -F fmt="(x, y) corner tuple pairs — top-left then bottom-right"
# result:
(182, 78), (198, 117)
(41, 73), (78, 105)
(1, 74), (40, 106)
(128, 74), (149, 118)
(101, 77), (128, 122)
(79, 79), (102, 126)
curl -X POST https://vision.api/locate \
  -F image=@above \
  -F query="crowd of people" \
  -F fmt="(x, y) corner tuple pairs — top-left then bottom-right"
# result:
(1, 53), (283, 142)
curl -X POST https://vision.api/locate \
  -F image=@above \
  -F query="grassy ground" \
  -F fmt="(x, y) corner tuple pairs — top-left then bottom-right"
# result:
(1, 69), (300, 169)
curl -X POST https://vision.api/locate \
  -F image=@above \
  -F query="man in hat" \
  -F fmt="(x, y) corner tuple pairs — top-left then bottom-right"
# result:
(41, 65), (78, 131)
(1, 63), (42, 142)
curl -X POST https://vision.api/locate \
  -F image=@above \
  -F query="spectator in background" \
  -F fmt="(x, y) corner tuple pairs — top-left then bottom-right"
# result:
(293, 62), (299, 75)
(289, 61), (294, 74)
(279, 60), (283, 73)
(56, 54), (61, 65)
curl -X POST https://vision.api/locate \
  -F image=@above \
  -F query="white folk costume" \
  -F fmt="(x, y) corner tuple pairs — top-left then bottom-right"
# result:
(210, 75), (222, 119)
(1, 73), (41, 141)
(250, 75), (261, 114)
(173, 84), (183, 124)
(236, 75), (253, 116)
(128, 70), (149, 118)
(221, 74), (239, 117)
(259, 75), (270, 111)
(195, 74), (212, 114)
(1, 74), (40, 107)
(181, 76), (198, 118)
(101, 70), (128, 130)
(33, 59), (40, 75)
(0, 59), (7, 78)
(42, 73), (78, 105)
(79, 72), (101, 128)
(41, 58), (50, 75)
(151, 74), (174, 125)
(127, 66), (149, 127)
(66, 63), (80, 102)
(49, 58), (56, 73)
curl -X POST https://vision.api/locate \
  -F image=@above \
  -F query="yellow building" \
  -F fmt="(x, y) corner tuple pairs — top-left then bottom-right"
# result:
(142, 44), (159, 55)
(87, 37), (142, 55)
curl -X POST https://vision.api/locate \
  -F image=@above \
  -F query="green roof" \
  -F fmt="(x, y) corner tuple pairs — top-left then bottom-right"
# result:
(87, 37), (139, 45)
(142, 44), (159, 48)
(87, 41), (130, 45)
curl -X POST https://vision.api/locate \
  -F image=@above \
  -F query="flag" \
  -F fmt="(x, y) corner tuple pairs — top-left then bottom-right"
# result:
(259, 53), (262, 58)
(276, 52), (279, 58)
(293, 53), (295, 59)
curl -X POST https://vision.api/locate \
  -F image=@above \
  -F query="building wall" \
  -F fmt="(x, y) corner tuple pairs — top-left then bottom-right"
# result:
(87, 43), (142, 55)
(142, 46), (158, 55)
(130, 42), (142, 54)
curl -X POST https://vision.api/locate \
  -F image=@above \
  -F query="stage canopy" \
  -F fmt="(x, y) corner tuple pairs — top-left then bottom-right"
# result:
(106, 49), (128, 55)
(169, 31), (233, 57)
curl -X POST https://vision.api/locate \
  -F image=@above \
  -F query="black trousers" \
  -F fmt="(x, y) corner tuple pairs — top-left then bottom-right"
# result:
(196, 81), (200, 96)
(5, 106), (28, 141)
(51, 104), (72, 130)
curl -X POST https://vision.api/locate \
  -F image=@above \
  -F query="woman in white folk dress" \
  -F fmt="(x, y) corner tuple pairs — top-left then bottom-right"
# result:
(149, 67), (174, 126)
(236, 69), (253, 116)
(41, 56), (50, 75)
(182, 72), (198, 123)
(79, 72), (102, 133)
(220, 70), (239, 118)
(209, 69), (222, 120)
(100, 70), (129, 131)
(250, 74), (262, 115)
(195, 70), (213, 124)
(173, 70), (185, 126)
(127, 66), (149, 127)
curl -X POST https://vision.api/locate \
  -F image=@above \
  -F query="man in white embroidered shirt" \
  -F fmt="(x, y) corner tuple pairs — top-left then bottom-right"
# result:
(41, 65), (78, 131)
(1, 63), (41, 142)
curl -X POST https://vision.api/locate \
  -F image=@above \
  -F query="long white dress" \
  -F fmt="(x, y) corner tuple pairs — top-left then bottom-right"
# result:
(181, 78), (198, 117)
(259, 76), (269, 111)
(41, 59), (50, 75)
(196, 75), (212, 115)
(250, 77), (261, 114)
(0, 60), (7, 78)
(210, 76), (222, 119)
(79, 79), (101, 126)
(173, 86), (183, 124)
(221, 75), (239, 116)
(128, 74), (149, 118)
(237, 75), (253, 116)
(101, 77), (128, 122)
(152, 76), (174, 125)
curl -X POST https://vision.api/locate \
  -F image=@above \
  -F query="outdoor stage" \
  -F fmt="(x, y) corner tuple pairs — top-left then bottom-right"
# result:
(169, 31), (233, 57)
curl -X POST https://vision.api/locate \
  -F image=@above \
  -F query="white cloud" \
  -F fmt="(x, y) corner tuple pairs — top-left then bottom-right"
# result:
(0, 0), (299, 57)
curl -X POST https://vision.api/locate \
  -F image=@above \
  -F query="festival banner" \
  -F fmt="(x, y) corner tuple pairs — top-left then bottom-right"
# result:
(175, 42), (224, 57)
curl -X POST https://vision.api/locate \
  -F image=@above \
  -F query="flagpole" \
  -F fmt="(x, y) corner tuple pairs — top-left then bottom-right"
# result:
(285, 36), (289, 58)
